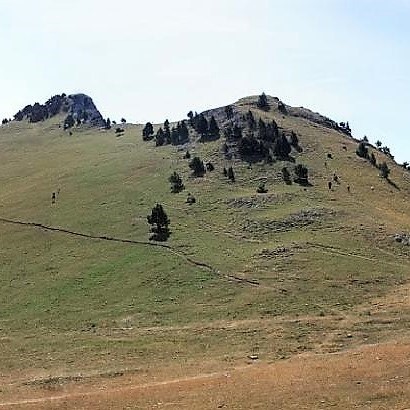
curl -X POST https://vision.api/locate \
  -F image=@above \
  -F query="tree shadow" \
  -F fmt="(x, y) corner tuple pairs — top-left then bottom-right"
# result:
(149, 229), (171, 242)
(387, 178), (400, 190)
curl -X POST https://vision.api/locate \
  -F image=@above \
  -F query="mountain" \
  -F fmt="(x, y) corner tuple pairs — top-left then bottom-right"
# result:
(0, 93), (409, 409)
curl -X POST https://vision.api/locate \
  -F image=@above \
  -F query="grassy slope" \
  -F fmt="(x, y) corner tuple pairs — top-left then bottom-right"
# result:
(0, 99), (409, 400)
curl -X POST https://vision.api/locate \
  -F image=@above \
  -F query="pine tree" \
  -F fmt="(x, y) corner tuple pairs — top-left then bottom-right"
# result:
(155, 128), (165, 146)
(189, 157), (206, 177)
(142, 122), (154, 141)
(369, 152), (377, 167)
(208, 116), (220, 138)
(227, 166), (235, 182)
(225, 105), (234, 119)
(379, 161), (390, 179)
(273, 134), (291, 159)
(196, 114), (208, 138)
(164, 119), (171, 144)
(233, 124), (243, 139)
(266, 120), (279, 142)
(169, 172), (185, 193)
(257, 92), (269, 110)
(356, 142), (369, 158)
(258, 118), (267, 140)
(246, 110), (256, 130)
(147, 204), (170, 241)
(64, 114), (75, 129)
(282, 167), (292, 184)
(290, 131), (299, 147)
(294, 164), (309, 185)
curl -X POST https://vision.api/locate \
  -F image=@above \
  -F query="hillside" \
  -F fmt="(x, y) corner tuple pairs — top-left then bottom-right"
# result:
(0, 94), (409, 409)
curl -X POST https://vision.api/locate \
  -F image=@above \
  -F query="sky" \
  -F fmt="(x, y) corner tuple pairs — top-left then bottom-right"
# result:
(1, 0), (409, 161)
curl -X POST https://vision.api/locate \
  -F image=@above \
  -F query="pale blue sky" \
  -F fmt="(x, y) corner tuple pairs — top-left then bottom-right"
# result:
(1, 0), (409, 161)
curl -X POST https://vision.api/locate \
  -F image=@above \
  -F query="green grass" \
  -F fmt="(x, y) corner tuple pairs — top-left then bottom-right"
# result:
(1, 99), (410, 380)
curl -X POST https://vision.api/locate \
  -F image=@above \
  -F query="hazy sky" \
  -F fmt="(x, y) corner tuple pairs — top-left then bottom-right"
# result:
(1, 0), (409, 161)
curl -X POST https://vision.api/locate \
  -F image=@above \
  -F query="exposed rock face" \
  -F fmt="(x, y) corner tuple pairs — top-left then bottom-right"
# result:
(14, 93), (104, 127)
(65, 93), (104, 127)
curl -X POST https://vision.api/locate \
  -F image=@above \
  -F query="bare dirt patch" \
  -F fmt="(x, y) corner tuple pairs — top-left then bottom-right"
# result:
(1, 341), (409, 409)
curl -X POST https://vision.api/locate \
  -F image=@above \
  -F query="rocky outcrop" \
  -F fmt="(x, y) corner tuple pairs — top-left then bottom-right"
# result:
(13, 93), (104, 127)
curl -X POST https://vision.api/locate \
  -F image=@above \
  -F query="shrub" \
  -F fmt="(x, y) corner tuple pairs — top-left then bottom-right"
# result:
(256, 182), (268, 193)
(186, 193), (196, 204)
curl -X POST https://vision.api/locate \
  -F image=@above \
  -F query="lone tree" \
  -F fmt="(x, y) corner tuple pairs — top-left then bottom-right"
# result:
(147, 204), (170, 241)
(169, 172), (185, 193)
(379, 161), (390, 179)
(189, 156), (206, 177)
(142, 122), (154, 141)
(294, 164), (309, 185)
(227, 166), (235, 182)
(257, 92), (269, 110)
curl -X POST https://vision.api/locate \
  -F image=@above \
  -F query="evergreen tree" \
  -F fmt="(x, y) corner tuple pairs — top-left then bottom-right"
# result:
(196, 114), (208, 138)
(169, 172), (185, 193)
(164, 119), (171, 144)
(369, 152), (377, 166)
(189, 157), (206, 177)
(265, 120), (279, 142)
(178, 120), (189, 144)
(379, 161), (390, 179)
(155, 128), (165, 146)
(208, 116), (220, 138)
(278, 100), (287, 114)
(227, 166), (235, 182)
(232, 124), (243, 139)
(187, 110), (194, 125)
(225, 105), (234, 119)
(356, 142), (369, 158)
(64, 114), (75, 129)
(376, 140), (382, 148)
(258, 118), (267, 140)
(147, 204), (170, 241)
(282, 167), (292, 184)
(246, 110), (256, 130)
(142, 122), (154, 141)
(289, 131), (299, 147)
(272, 134), (291, 159)
(294, 164), (309, 185)
(257, 92), (269, 110)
